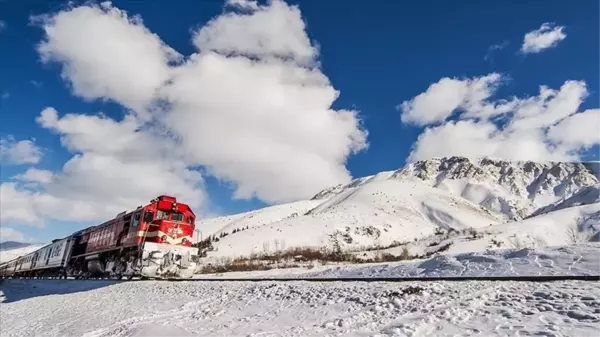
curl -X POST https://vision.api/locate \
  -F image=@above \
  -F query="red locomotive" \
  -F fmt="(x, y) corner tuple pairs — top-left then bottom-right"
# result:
(0, 195), (201, 280)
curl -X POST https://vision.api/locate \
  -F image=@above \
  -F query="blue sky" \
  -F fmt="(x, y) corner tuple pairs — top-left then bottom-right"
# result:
(1, 0), (598, 243)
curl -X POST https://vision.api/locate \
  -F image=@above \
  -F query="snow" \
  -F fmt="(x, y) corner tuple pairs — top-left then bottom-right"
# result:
(1, 261), (599, 336)
(298, 243), (600, 279)
(532, 184), (600, 216)
(1, 244), (599, 336)
(192, 243), (600, 280)
(394, 157), (599, 220)
(2, 157), (599, 336)
(202, 179), (503, 260)
(193, 199), (324, 242)
(0, 244), (47, 263)
(195, 157), (600, 262)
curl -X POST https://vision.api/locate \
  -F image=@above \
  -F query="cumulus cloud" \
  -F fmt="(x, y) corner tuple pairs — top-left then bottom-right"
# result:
(0, 227), (32, 243)
(1, 107), (206, 227)
(399, 73), (505, 126)
(193, 0), (317, 67)
(31, 0), (367, 208)
(547, 109), (600, 150)
(0, 183), (43, 225)
(226, 0), (260, 11)
(400, 74), (599, 162)
(34, 2), (181, 116)
(2, 0), (366, 228)
(13, 168), (54, 184)
(0, 136), (44, 164)
(521, 23), (566, 54)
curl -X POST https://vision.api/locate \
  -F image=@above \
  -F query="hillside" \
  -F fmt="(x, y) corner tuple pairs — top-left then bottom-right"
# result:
(0, 241), (32, 251)
(0, 244), (47, 264)
(195, 156), (600, 263)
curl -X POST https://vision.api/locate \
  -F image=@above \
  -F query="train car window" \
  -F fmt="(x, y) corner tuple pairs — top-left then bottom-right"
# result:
(187, 216), (194, 224)
(132, 212), (141, 227)
(172, 212), (184, 221)
(143, 210), (154, 223)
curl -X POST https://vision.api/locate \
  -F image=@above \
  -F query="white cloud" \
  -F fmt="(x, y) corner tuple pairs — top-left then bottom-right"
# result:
(0, 136), (44, 164)
(0, 227), (31, 243)
(521, 23), (566, 54)
(193, 0), (317, 67)
(35, 2), (181, 116)
(547, 108), (600, 150)
(0, 183), (43, 225)
(13, 168), (54, 184)
(401, 75), (598, 163)
(226, 0), (259, 11)
(1, 107), (206, 227)
(399, 73), (504, 126)
(33, 0), (367, 208)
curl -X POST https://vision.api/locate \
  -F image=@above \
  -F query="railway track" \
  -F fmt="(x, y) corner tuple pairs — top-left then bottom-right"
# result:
(2, 275), (599, 283)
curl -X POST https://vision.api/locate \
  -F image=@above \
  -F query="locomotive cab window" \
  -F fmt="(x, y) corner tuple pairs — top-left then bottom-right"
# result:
(143, 210), (154, 223)
(172, 212), (184, 222)
(157, 210), (168, 220)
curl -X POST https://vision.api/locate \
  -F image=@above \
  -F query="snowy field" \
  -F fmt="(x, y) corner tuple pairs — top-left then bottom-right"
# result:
(192, 244), (600, 279)
(1, 244), (599, 336)
(1, 279), (599, 336)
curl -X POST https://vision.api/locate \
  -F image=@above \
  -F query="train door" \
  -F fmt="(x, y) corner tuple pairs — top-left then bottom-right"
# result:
(45, 246), (52, 266)
(128, 210), (141, 244)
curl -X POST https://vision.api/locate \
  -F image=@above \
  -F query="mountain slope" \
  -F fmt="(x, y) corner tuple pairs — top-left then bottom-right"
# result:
(0, 241), (31, 251)
(202, 179), (504, 259)
(193, 199), (324, 242)
(393, 157), (596, 220)
(0, 244), (47, 263)
(196, 157), (600, 261)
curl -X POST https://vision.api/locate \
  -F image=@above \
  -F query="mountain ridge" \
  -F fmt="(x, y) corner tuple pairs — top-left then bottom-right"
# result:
(195, 156), (600, 261)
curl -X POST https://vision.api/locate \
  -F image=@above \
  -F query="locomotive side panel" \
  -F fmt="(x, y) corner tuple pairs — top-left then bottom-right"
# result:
(86, 219), (124, 254)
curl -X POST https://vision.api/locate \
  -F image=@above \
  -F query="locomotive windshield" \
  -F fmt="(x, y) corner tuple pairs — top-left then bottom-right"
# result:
(156, 210), (186, 222)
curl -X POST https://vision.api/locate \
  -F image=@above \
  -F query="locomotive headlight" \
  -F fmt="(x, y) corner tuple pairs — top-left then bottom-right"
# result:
(182, 238), (187, 243)
(161, 235), (167, 241)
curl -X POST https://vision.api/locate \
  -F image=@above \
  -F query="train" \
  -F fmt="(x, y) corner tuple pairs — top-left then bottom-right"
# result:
(0, 195), (201, 280)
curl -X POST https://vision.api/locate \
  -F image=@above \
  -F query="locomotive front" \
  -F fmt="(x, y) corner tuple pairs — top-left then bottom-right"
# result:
(138, 195), (200, 279)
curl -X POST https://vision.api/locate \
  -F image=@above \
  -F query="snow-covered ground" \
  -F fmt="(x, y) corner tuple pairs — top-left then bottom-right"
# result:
(1, 244), (598, 336)
(193, 243), (600, 279)
(2, 278), (599, 336)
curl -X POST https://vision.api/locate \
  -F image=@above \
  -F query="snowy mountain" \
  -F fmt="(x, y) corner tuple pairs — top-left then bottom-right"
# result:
(0, 244), (47, 263)
(195, 157), (600, 261)
(0, 241), (32, 251)
(396, 157), (599, 220)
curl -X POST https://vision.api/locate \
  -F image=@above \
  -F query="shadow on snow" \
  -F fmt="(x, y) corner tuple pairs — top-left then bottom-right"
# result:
(0, 279), (121, 304)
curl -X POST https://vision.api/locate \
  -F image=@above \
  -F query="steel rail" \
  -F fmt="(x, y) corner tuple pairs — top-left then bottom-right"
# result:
(2, 275), (599, 283)
(189, 275), (600, 282)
